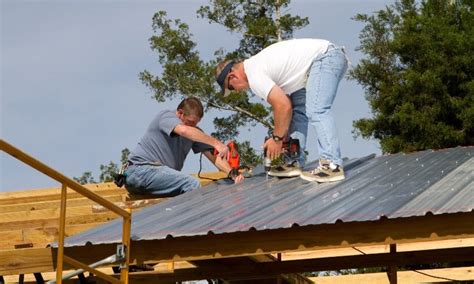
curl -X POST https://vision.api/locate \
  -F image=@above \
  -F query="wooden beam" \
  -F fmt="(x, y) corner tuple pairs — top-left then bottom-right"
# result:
(0, 205), (105, 223)
(0, 140), (129, 218)
(0, 195), (124, 214)
(388, 244), (397, 284)
(0, 212), (119, 232)
(309, 266), (474, 284)
(1, 267), (114, 284)
(124, 247), (474, 283)
(0, 189), (126, 206)
(0, 183), (124, 200)
(280, 237), (474, 260)
(0, 248), (54, 275)
(0, 223), (106, 250)
(91, 199), (164, 213)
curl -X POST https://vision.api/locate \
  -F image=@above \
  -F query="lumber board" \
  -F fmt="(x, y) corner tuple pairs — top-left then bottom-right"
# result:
(116, 247), (474, 282)
(0, 211), (119, 232)
(0, 248), (54, 275)
(0, 195), (124, 214)
(0, 223), (105, 250)
(279, 237), (474, 261)
(1, 268), (113, 284)
(0, 205), (104, 223)
(309, 266), (474, 284)
(0, 183), (124, 199)
(92, 198), (164, 213)
(0, 188), (126, 206)
(192, 171), (227, 186)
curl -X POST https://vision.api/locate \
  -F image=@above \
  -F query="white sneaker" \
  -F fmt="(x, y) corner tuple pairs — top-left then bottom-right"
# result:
(300, 159), (345, 183)
(268, 161), (302, 178)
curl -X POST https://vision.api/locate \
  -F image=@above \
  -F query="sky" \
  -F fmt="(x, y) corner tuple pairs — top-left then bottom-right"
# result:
(1, 0), (393, 192)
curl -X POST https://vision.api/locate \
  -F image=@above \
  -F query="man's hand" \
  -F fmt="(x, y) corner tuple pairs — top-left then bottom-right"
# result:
(264, 138), (284, 160)
(214, 142), (229, 159)
(228, 169), (244, 183)
(232, 173), (244, 183)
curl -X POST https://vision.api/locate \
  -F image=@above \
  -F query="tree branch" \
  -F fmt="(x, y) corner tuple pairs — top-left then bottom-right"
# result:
(202, 98), (274, 130)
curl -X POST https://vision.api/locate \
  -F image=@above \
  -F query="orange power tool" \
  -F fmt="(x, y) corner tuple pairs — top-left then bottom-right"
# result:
(214, 141), (240, 178)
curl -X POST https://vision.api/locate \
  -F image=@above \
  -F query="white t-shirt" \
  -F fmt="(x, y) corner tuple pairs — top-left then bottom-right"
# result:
(244, 38), (330, 100)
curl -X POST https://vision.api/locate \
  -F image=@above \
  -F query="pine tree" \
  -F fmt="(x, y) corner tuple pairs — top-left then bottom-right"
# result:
(349, 0), (474, 153)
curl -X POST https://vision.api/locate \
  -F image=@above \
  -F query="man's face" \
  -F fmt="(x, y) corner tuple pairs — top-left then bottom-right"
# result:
(177, 110), (201, 127)
(226, 67), (249, 92)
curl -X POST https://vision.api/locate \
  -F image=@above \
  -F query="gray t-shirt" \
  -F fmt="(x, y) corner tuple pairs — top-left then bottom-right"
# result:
(128, 110), (213, 170)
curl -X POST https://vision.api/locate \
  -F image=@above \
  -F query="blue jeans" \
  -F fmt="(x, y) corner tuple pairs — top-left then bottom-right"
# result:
(287, 89), (308, 166)
(124, 164), (201, 197)
(289, 44), (347, 166)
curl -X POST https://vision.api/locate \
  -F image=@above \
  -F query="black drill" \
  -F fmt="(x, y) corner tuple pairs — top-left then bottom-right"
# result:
(264, 137), (300, 172)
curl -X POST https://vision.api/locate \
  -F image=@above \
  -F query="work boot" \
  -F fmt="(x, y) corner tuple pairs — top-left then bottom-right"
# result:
(268, 161), (302, 178)
(300, 159), (345, 183)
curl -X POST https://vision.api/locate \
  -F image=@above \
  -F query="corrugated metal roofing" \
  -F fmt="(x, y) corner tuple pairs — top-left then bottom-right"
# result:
(62, 147), (473, 247)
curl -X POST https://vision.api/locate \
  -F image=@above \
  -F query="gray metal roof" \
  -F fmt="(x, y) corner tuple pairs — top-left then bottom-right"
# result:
(62, 147), (473, 247)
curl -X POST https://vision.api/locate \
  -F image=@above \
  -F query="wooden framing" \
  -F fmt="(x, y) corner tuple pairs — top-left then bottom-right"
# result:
(105, 247), (474, 282)
(310, 266), (474, 284)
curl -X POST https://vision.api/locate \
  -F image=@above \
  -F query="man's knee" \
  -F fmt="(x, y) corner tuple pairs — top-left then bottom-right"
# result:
(182, 177), (201, 193)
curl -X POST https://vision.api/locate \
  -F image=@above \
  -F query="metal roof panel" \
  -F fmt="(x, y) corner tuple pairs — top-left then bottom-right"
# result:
(60, 147), (474, 247)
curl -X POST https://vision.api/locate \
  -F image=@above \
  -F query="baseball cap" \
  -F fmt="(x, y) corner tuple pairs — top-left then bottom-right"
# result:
(216, 60), (235, 96)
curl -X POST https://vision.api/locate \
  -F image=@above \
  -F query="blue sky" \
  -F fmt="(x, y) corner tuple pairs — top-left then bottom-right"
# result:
(1, 0), (391, 192)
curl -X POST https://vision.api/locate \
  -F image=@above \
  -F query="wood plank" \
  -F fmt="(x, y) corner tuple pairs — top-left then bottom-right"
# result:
(280, 237), (474, 261)
(92, 199), (164, 213)
(120, 247), (474, 282)
(0, 205), (101, 223)
(192, 171), (227, 186)
(0, 182), (124, 200)
(0, 248), (54, 275)
(0, 188), (127, 206)
(0, 223), (106, 250)
(309, 266), (474, 284)
(1, 141), (129, 218)
(1, 267), (114, 283)
(0, 212), (119, 232)
(0, 195), (124, 214)
(154, 261), (195, 273)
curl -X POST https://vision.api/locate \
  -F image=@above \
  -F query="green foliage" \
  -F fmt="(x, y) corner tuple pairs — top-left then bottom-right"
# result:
(139, 0), (308, 166)
(349, 0), (474, 153)
(74, 148), (130, 185)
(73, 171), (96, 185)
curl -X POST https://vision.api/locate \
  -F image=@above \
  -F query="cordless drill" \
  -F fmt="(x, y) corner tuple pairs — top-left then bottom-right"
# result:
(264, 136), (301, 172)
(214, 141), (240, 178)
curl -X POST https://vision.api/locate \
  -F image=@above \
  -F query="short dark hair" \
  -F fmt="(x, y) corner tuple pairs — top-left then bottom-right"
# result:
(177, 97), (204, 118)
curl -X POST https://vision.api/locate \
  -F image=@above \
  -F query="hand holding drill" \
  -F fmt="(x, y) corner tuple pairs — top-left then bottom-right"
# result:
(264, 136), (300, 171)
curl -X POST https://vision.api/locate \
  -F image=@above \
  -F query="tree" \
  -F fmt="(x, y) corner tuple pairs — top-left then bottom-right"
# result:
(74, 148), (129, 185)
(139, 0), (309, 166)
(349, 0), (474, 153)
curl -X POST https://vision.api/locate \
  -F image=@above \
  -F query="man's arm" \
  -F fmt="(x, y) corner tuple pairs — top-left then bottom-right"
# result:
(265, 85), (292, 160)
(202, 151), (244, 184)
(173, 124), (229, 158)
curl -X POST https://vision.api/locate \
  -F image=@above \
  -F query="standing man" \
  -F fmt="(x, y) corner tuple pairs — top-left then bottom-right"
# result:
(215, 38), (348, 183)
(125, 97), (244, 197)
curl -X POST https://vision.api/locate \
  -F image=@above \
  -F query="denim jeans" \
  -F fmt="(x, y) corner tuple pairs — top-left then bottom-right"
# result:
(124, 164), (201, 197)
(289, 44), (348, 166)
(287, 88), (308, 166)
